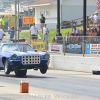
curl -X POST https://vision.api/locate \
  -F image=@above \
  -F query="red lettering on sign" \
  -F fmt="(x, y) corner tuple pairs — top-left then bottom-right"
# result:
(98, 45), (100, 48)
(51, 45), (60, 50)
(91, 44), (97, 48)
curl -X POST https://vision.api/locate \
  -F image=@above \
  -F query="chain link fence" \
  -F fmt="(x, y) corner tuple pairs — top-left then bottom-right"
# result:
(2, 34), (100, 57)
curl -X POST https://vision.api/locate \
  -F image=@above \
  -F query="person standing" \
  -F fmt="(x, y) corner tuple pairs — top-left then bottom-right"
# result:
(0, 24), (4, 41)
(30, 23), (38, 42)
(42, 24), (49, 44)
(0, 16), (5, 30)
(93, 11), (100, 24)
(19, 16), (22, 32)
(8, 27), (15, 41)
(40, 14), (46, 30)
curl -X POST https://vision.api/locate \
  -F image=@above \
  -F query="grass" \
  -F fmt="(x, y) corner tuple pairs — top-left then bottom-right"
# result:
(20, 26), (82, 43)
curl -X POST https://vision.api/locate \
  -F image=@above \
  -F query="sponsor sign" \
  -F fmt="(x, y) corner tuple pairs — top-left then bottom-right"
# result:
(48, 44), (63, 53)
(22, 16), (35, 24)
(66, 44), (82, 54)
(86, 44), (100, 54)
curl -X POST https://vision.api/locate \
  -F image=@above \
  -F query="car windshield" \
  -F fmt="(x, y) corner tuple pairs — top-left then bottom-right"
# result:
(2, 44), (35, 52)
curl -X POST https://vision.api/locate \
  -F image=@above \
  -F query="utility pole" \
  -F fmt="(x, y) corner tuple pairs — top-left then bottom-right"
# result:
(15, 0), (17, 42)
(17, 0), (19, 42)
(57, 0), (60, 32)
(28, 7), (30, 29)
(83, 0), (86, 36)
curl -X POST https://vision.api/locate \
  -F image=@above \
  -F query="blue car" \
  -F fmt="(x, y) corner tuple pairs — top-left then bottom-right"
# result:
(0, 43), (50, 76)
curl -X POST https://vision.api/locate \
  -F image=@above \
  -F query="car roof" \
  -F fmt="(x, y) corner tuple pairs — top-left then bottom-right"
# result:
(1, 43), (29, 45)
(0, 43), (30, 47)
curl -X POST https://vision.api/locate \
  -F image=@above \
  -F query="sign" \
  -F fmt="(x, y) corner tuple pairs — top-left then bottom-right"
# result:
(86, 44), (100, 54)
(22, 16), (35, 24)
(66, 44), (82, 54)
(32, 42), (45, 52)
(48, 44), (63, 54)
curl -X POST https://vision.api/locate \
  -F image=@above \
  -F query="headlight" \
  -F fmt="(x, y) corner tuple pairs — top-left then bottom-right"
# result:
(45, 53), (50, 59)
(11, 54), (17, 60)
(41, 55), (44, 59)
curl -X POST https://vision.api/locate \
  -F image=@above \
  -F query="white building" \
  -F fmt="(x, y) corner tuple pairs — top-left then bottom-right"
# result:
(26, 0), (97, 30)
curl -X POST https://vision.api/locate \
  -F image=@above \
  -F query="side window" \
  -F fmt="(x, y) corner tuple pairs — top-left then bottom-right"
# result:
(19, 46), (23, 52)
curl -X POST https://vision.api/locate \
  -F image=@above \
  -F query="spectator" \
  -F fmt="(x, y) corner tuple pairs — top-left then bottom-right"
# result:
(42, 24), (49, 43)
(52, 29), (62, 43)
(94, 28), (98, 36)
(97, 25), (100, 36)
(0, 16), (5, 30)
(88, 28), (94, 36)
(71, 25), (80, 36)
(93, 11), (100, 24)
(30, 23), (38, 42)
(19, 16), (22, 32)
(90, 13), (94, 24)
(8, 27), (15, 41)
(40, 14), (46, 30)
(86, 28), (93, 43)
(0, 24), (4, 41)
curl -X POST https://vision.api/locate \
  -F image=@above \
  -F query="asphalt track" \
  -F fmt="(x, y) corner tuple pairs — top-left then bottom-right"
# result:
(0, 69), (100, 100)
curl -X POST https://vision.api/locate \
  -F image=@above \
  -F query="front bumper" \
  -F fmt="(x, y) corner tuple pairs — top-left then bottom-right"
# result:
(8, 59), (50, 67)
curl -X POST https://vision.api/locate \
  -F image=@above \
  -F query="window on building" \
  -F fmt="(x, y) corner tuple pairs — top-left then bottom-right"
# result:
(46, 10), (50, 16)
(40, 11), (45, 16)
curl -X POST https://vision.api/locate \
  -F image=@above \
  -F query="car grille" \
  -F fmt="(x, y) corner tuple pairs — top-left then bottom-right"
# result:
(22, 55), (40, 65)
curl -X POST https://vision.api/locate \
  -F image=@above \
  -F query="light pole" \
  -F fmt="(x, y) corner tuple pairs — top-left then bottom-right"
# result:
(83, 0), (86, 36)
(57, 0), (60, 32)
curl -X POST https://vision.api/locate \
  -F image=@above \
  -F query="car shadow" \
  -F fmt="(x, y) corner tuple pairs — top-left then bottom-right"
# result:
(0, 86), (4, 87)
(0, 74), (55, 79)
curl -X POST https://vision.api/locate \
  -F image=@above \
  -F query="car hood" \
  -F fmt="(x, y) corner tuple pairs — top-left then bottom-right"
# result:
(2, 51), (47, 57)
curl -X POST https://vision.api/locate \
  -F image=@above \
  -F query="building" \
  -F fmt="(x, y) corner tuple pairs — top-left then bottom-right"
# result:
(0, 0), (36, 12)
(25, 0), (97, 30)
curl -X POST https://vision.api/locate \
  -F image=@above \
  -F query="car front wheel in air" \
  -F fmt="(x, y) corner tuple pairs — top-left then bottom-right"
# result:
(4, 60), (11, 75)
(15, 70), (27, 76)
(40, 65), (48, 74)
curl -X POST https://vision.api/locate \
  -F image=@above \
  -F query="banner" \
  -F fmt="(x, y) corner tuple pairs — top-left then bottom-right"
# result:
(86, 44), (100, 54)
(22, 16), (35, 24)
(66, 44), (82, 54)
(48, 44), (63, 54)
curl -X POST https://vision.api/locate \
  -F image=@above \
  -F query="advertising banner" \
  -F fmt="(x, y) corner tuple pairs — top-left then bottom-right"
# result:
(66, 44), (82, 54)
(86, 44), (100, 54)
(22, 16), (35, 24)
(48, 44), (63, 54)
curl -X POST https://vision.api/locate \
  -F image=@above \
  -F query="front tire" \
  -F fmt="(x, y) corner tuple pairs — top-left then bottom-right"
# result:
(40, 65), (48, 74)
(15, 70), (27, 76)
(4, 60), (11, 74)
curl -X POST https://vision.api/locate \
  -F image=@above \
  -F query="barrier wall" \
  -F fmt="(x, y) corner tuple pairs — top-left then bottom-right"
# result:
(49, 55), (100, 72)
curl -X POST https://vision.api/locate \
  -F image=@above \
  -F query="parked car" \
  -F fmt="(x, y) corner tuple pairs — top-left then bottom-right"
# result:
(0, 43), (50, 76)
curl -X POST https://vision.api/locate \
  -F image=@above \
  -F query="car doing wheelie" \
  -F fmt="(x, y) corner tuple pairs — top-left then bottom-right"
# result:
(0, 43), (50, 76)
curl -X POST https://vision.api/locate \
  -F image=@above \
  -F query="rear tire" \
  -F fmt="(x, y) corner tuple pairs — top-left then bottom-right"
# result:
(15, 70), (27, 76)
(4, 60), (11, 74)
(40, 65), (48, 74)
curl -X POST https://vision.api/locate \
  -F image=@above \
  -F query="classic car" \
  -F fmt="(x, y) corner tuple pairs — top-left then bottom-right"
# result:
(0, 43), (50, 76)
